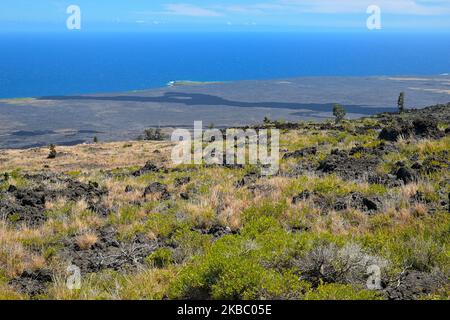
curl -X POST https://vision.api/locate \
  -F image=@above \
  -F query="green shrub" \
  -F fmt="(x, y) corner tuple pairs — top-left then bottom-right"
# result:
(169, 236), (254, 299)
(359, 213), (450, 273)
(392, 237), (446, 272)
(170, 227), (212, 263)
(240, 216), (282, 239)
(242, 201), (287, 224)
(169, 230), (306, 300)
(146, 248), (174, 268)
(169, 217), (347, 300)
(109, 205), (143, 225)
(144, 213), (178, 239)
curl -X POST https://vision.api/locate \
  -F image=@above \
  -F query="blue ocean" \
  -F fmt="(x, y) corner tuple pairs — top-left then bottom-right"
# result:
(1, 32), (450, 99)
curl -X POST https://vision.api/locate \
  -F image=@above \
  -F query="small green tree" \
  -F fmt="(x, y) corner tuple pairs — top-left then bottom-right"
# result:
(47, 144), (57, 159)
(332, 104), (346, 124)
(263, 116), (271, 125)
(93, 136), (98, 143)
(398, 92), (405, 113)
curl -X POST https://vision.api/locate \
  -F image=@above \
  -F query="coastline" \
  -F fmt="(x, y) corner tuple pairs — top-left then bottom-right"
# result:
(0, 75), (449, 149)
(1, 74), (450, 101)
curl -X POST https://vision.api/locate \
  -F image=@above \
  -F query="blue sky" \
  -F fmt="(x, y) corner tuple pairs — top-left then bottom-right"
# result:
(1, 0), (450, 32)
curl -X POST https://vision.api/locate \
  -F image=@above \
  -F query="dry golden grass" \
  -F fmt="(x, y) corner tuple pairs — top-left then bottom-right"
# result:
(0, 222), (47, 277)
(48, 267), (176, 300)
(0, 140), (174, 173)
(103, 178), (143, 205)
(401, 183), (419, 199)
(0, 282), (27, 300)
(75, 233), (99, 250)
(410, 203), (429, 218)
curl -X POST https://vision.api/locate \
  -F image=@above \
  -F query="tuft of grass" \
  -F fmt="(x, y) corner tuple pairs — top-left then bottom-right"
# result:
(75, 233), (98, 250)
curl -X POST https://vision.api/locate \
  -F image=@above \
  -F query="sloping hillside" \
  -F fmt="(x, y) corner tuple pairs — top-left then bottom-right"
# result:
(0, 104), (449, 300)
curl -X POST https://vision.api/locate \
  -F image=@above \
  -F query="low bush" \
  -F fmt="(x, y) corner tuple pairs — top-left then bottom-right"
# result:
(293, 242), (388, 287)
(145, 248), (174, 268)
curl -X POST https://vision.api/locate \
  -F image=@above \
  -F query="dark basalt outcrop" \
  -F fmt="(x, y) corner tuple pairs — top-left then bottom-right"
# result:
(379, 116), (444, 142)
(317, 149), (380, 181)
(379, 120), (413, 142)
(288, 142), (398, 182)
(393, 164), (416, 185)
(292, 190), (312, 204)
(385, 270), (446, 300)
(235, 172), (261, 188)
(132, 161), (160, 177)
(61, 227), (158, 274)
(180, 192), (190, 200)
(292, 190), (382, 213)
(0, 189), (47, 227)
(348, 142), (397, 156)
(283, 147), (317, 160)
(420, 152), (450, 174)
(143, 182), (171, 200)
(192, 225), (236, 240)
(9, 269), (53, 297)
(367, 173), (402, 188)
(0, 175), (107, 226)
(333, 192), (381, 212)
(174, 176), (191, 187)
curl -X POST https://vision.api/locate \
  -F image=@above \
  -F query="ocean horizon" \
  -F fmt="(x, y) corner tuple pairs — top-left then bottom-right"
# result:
(1, 32), (450, 99)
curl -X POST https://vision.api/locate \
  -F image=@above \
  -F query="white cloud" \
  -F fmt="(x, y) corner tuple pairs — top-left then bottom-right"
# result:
(279, 0), (450, 15)
(217, 0), (450, 16)
(222, 4), (285, 15)
(135, 1), (450, 22)
(164, 4), (221, 17)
